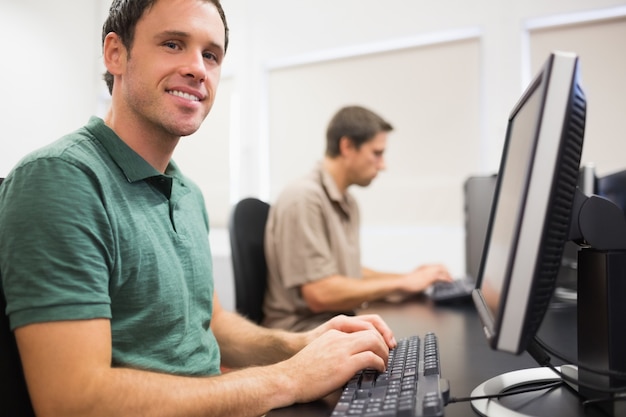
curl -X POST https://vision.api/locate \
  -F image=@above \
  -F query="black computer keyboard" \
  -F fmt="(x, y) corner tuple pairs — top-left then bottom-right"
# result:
(331, 333), (449, 417)
(429, 277), (475, 303)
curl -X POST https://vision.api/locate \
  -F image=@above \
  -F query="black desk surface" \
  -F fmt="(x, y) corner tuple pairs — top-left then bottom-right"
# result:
(268, 296), (612, 417)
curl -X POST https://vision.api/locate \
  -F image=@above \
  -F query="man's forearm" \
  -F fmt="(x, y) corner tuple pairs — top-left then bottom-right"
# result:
(361, 267), (402, 280)
(31, 362), (295, 417)
(301, 274), (405, 312)
(212, 307), (305, 368)
(16, 319), (297, 417)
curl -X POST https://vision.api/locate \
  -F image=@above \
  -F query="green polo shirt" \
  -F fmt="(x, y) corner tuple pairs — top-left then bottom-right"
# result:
(0, 117), (220, 376)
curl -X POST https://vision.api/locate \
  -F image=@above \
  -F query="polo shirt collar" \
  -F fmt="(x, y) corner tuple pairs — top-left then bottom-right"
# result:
(317, 162), (353, 216)
(84, 116), (178, 198)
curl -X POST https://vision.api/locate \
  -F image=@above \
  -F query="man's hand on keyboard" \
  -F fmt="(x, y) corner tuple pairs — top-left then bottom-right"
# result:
(400, 263), (454, 293)
(278, 326), (391, 404)
(305, 313), (397, 350)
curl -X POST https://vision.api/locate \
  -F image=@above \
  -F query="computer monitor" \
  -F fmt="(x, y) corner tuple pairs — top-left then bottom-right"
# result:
(473, 50), (585, 356)
(471, 51), (626, 416)
(464, 174), (497, 281)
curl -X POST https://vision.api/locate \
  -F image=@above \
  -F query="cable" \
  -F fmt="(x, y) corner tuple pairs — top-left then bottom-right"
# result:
(447, 380), (563, 404)
(534, 336), (626, 379)
(448, 367), (626, 408)
(542, 361), (626, 395)
(448, 335), (626, 407)
(582, 395), (626, 408)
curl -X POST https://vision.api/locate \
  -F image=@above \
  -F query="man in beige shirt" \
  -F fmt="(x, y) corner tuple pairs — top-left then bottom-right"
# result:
(263, 105), (453, 331)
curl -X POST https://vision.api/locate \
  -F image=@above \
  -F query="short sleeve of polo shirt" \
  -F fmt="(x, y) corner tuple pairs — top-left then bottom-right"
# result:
(0, 158), (113, 329)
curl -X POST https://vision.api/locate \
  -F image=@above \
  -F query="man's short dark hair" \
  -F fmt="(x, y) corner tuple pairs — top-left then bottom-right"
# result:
(102, 0), (229, 95)
(325, 105), (393, 157)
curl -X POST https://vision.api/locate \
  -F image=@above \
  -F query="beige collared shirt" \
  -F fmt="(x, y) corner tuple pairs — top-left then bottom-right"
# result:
(263, 162), (362, 331)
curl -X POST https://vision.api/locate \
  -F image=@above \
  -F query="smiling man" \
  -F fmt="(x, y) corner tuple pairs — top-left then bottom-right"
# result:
(0, 1), (398, 417)
(263, 105), (454, 332)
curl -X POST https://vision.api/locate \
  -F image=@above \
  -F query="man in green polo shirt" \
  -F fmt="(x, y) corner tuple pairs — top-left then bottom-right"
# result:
(0, 1), (396, 416)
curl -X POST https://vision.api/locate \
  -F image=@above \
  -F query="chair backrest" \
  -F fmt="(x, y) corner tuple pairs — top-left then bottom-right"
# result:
(228, 197), (270, 324)
(0, 177), (36, 416)
(0, 291), (35, 416)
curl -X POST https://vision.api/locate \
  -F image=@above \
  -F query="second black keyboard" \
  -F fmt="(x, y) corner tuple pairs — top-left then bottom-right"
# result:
(429, 277), (475, 304)
(331, 333), (449, 417)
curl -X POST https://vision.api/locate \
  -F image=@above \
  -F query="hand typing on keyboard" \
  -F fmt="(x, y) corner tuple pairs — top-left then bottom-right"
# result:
(271, 314), (397, 407)
(399, 264), (455, 294)
(331, 333), (449, 417)
(306, 314), (398, 350)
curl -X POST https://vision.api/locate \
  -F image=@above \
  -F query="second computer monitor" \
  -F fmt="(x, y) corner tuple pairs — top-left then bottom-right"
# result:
(472, 51), (585, 355)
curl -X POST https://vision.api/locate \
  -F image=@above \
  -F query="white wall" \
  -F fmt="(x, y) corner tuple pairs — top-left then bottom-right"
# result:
(0, 0), (104, 173)
(223, 0), (626, 285)
(2, 0), (626, 311)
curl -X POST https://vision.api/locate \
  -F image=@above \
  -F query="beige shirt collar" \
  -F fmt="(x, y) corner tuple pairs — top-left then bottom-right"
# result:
(316, 161), (353, 217)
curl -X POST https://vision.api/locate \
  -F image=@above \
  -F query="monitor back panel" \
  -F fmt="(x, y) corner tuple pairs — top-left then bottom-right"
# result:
(464, 175), (497, 280)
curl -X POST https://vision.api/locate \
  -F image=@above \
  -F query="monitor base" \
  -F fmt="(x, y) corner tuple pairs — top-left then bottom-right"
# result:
(470, 367), (563, 417)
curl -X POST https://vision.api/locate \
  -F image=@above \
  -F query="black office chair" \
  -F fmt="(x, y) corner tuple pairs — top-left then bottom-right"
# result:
(0, 177), (37, 416)
(228, 197), (270, 324)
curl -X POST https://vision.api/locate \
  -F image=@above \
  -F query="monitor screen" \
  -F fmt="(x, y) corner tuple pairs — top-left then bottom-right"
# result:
(472, 51), (586, 356)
